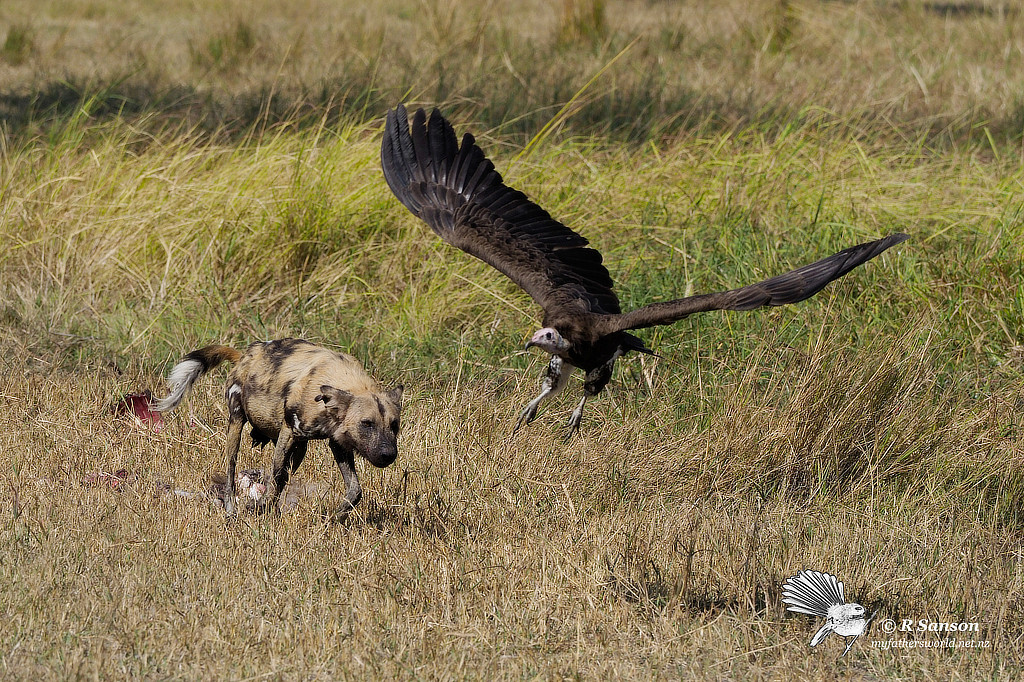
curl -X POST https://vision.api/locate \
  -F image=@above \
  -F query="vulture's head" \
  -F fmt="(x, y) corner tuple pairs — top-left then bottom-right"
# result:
(525, 328), (570, 354)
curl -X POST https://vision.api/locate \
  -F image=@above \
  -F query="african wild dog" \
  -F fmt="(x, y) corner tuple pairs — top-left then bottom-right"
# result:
(154, 338), (403, 518)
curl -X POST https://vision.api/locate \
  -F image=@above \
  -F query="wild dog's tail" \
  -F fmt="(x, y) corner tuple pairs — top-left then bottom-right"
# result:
(153, 345), (241, 413)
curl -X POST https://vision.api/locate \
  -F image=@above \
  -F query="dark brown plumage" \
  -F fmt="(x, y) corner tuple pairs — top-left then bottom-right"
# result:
(382, 105), (909, 437)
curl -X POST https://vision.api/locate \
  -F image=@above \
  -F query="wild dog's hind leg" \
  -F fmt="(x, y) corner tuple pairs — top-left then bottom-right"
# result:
(515, 355), (572, 432)
(223, 419), (245, 517)
(330, 441), (361, 518)
(223, 384), (247, 518)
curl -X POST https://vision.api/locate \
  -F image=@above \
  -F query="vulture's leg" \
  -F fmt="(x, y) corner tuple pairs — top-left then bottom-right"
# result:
(565, 351), (622, 439)
(515, 355), (572, 432)
(565, 394), (590, 440)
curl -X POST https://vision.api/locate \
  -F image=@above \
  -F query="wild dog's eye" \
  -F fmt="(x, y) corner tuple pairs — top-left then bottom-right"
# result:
(360, 419), (375, 429)
(390, 420), (399, 434)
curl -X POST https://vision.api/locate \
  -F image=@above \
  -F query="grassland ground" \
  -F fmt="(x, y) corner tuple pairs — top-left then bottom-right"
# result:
(2, 0), (1024, 145)
(2, 0), (1024, 679)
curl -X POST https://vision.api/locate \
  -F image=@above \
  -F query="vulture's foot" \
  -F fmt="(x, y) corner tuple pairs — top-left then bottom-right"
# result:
(514, 400), (541, 433)
(563, 396), (588, 440)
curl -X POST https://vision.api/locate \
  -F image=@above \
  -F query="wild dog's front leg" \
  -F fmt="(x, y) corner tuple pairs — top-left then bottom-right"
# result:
(263, 426), (297, 512)
(329, 441), (361, 518)
(222, 418), (245, 518)
(288, 441), (309, 474)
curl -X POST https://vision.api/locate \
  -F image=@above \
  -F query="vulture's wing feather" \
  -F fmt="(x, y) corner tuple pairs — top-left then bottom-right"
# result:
(603, 233), (908, 333)
(382, 105), (621, 316)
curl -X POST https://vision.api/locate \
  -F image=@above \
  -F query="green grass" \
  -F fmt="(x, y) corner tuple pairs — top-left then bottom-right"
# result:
(1, 23), (34, 66)
(1, 0), (1023, 679)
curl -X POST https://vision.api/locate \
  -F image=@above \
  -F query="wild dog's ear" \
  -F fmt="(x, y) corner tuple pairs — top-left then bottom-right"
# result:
(387, 384), (404, 408)
(316, 385), (354, 413)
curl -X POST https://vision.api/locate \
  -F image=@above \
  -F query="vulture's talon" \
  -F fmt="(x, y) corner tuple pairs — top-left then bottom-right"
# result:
(513, 405), (537, 433)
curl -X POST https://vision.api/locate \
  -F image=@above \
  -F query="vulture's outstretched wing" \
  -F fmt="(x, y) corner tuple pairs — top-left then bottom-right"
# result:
(601, 233), (908, 333)
(382, 105), (621, 316)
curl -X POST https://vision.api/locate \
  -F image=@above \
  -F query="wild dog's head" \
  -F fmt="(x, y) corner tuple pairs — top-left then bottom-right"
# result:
(315, 384), (404, 467)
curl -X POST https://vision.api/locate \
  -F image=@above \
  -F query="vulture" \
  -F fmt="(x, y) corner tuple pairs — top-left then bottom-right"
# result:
(381, 105), (908, 437)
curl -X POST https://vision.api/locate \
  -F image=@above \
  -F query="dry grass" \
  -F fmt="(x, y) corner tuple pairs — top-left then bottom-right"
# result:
(2, 333), (1021, 679)
(1, 0), (1023, 679)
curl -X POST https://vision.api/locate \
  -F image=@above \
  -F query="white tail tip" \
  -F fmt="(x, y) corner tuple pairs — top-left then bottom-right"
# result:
(152, 359), (204, 412)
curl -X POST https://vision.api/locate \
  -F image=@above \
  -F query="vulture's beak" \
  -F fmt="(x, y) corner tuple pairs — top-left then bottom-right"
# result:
(524, 339), (536, 351)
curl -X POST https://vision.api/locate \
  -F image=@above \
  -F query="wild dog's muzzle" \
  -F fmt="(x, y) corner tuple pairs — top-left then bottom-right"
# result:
(363, 439), (398, 468)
